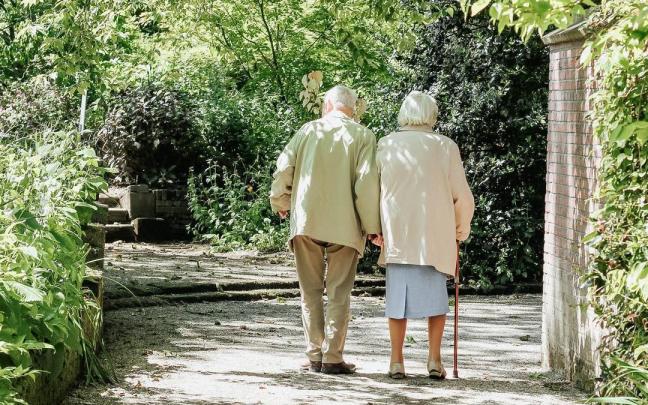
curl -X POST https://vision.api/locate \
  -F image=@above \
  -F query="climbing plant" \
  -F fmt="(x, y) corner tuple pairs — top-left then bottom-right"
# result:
(459, 0), (648, 402)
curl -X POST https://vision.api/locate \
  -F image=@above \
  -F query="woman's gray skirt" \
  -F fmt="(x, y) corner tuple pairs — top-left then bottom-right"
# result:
(385, 263), (450, 319)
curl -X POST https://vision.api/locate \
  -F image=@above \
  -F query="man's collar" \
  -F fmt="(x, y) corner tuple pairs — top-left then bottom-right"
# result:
(325, 110), (352, 119)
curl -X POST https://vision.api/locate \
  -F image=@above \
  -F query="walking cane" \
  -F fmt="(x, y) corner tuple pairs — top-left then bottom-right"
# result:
(453, 241), (460, 379)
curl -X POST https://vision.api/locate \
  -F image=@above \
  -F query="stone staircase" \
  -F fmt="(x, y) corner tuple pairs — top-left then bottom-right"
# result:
(98, 185), (189, 243)
(99, 190), (137, 243)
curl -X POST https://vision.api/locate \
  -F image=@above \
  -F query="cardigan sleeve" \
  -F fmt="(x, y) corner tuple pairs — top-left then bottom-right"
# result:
(449, 143), (475, 241)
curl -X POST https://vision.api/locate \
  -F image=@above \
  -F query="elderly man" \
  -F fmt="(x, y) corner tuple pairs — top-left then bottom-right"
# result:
(270, 85), (380, 374)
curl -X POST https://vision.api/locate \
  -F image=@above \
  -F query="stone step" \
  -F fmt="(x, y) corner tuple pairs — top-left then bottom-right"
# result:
(103, 286), (389, 310)
(132, 217), (169, 242)
(98, 193), (121, 208)
(91, 202), (109, 224)
(105, 223), (136, 243)
(107, 208), (130, 223)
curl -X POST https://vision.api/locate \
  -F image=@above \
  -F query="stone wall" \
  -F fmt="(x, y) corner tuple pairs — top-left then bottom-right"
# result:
(541, 23), (601, 390)
(105, 185), (192, 241)
(15, 273), (104, 405)
(153, 188), (192, 238)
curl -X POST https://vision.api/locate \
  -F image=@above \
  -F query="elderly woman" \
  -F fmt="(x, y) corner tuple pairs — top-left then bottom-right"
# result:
(374, 91), (474, 379)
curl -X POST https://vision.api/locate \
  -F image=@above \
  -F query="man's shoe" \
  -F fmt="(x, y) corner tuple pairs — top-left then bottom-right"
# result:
(301, 361), (322, 372)
(322, 362), (356, 375)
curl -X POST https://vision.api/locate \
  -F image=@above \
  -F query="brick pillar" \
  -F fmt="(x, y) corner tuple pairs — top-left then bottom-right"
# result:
(541, 24), (601, 390)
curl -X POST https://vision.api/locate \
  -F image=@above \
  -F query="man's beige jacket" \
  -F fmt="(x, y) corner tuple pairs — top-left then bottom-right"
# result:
(270, 110), (381, 254)
(377, 127), (475, 276)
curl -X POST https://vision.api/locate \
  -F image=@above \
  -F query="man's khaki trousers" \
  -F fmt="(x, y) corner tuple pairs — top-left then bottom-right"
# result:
(292, 235), (358, 364)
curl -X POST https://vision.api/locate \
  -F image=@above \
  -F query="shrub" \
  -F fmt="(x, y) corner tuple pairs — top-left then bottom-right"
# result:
(581, 1), (648, 400)
(0, 77), (77, 139)
(0, 131), (108, 403)
(405, 8), (548, 289)
(95, 81), (198, 186)
(187, 162), (288, 253)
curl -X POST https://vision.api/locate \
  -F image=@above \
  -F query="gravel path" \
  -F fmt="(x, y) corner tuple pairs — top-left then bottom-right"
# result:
(64, 299), (585, 404)
(63, 244), (586, 404)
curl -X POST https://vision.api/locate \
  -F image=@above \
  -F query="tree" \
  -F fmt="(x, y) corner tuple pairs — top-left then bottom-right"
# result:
(153, 0), (447, 106)
(0, 0), (141, 93)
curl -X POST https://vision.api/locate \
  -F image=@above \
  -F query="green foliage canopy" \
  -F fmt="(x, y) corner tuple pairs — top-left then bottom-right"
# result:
(0, 0), (143, 93)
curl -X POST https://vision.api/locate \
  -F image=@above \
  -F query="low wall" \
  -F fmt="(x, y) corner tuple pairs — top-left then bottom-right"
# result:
(153, 188), (192, 238)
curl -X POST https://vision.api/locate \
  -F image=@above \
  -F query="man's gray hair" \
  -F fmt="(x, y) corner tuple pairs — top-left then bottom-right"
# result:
(323, 85), (358, 111)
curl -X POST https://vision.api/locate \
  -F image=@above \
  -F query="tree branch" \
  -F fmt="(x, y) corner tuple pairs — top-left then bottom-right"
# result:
(256, 0), (287, 102)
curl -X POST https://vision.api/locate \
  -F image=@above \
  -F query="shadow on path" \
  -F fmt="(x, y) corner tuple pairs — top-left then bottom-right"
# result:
(64, 293), (584, 405)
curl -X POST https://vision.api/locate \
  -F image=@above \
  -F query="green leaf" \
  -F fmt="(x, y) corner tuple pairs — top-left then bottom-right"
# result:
(2, 281), (45, 302)
(627, 262), (648, 300)
(619, 121), (648, 143)
(471, 0), (491, 16)
(14, 209), (41, 230)
(18, 246), (38, 259)
(50, 228), (77, 251)
(582, 230), (599, 243)
(78, 148), (97, 158)
(636, 129), (648, 146)
(634, 344), (648, 359)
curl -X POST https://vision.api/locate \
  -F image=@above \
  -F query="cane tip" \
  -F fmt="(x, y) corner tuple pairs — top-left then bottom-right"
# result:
(453, 370), (459, 379)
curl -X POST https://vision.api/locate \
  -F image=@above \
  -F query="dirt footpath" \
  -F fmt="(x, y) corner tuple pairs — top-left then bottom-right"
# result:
(63, 244), (586, 405)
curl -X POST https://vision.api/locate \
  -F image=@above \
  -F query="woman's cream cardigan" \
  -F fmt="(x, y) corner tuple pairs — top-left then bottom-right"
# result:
(377, 127), (475, 277)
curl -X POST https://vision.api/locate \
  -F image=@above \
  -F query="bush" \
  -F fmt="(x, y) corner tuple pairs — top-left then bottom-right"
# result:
(582, 2), (648, 400)
(0, 77), (77, 139)
(0, 131), (108, 403)
(405, 8), (548, 289)
(184, 74), (402, 258)
(95, 82), (198, 186)
(187, 162), (288, 253)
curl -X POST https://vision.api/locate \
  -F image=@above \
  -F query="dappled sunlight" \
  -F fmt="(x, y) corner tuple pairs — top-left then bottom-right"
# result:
(71, 296), (584, 404)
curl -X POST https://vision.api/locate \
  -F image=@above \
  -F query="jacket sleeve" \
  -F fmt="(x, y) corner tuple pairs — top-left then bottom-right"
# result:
(269, 131), (301, 213)
(354, 131), (381, 235)
(449, 143), (475, 241)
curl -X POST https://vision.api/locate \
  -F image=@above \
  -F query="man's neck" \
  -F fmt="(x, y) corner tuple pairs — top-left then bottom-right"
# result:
(327, 107), (353, 118)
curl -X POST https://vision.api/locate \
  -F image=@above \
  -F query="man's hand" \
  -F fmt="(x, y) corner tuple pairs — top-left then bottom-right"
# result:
(278, 210), (288, 219)
(368, 234), (384, 247)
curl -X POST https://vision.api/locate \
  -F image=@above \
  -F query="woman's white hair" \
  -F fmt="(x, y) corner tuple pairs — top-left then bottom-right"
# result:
(398, 91), (439, 128)
(324, 85), (358, 111)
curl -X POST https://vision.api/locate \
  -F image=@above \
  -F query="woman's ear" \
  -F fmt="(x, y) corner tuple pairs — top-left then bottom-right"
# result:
(322, 99), (333, 116)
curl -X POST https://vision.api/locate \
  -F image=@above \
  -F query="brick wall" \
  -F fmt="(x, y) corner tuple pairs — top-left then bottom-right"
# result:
(541, 26), (601, 390)
(153, 188), (192, 238)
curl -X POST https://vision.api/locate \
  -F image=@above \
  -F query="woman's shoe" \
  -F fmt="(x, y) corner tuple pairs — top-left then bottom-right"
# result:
(427, 359), (447, 380)
(388, 362), (406, 379)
